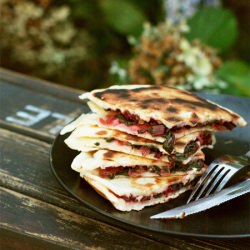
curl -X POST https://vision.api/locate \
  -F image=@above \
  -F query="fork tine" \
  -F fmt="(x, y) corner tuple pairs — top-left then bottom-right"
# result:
(203, 167), (230, 197)
(186, 162), (220, 203)
(187, 151), (250, 204)
(215, 168), (238, 192)
(193, 165), (224, 201)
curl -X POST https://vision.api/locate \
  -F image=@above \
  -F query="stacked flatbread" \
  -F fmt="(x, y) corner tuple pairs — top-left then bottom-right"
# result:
(61, 85), (246, 211)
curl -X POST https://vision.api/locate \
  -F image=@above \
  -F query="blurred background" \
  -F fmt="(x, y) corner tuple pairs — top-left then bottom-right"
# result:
(0, 0), (249, 96)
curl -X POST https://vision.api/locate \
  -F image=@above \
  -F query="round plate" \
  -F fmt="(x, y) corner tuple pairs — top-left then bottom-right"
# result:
(50, 93), (250, 238)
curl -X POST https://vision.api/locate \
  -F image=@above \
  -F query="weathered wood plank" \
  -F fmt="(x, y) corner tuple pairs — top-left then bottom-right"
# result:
(1, 128), (249, 249)
(0, 120), (54, 143)
(0, 81), (87, 137)
(0, 128), (90, 214)
(0, 67), (82, 102)
(0, 128), (183, 248)
(1, 227), (71, 250)
(1, 187), (174, 250)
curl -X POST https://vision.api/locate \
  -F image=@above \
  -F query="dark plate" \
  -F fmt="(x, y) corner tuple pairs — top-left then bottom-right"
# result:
(50, 93), (250, 238)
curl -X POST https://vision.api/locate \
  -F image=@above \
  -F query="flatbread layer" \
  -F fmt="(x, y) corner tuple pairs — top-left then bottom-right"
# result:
(65, 124), (214, 154)
(71, 150), (205, 177)
(82, 170), (203, 211)
(64, 131), (206, 163)
(60, 112), (218, 142)
(80, 85), (246, 129)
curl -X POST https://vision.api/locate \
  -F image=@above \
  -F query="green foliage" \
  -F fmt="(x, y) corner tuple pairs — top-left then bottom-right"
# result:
(185, 7), (249, 97)
(186, 8), (238, 53)
(1, 1), (249, 96)
(99, 0), (146, 36)
(216, 61), (250, 97)
(69, 0), (98, 20)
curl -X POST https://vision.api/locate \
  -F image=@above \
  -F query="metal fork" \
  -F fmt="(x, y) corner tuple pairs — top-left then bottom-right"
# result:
(187, 150), (250, 204)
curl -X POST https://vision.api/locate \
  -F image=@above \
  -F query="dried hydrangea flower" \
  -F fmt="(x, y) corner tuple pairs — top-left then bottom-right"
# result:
(0, 0), (91, 85)
(128, 21), (226, 92)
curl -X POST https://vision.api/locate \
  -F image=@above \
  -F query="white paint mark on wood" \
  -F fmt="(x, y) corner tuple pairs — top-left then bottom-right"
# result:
(6, 105), (51, 126)
(49, 112), (73, 134)
(5, 104), (73, 134)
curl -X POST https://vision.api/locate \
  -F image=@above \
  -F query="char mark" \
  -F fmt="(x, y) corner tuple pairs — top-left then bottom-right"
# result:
(94, 89), (131, 99)
(190, 112), (199, 125)
(132, 86), (159, 92)
(167, 116), (181, 122)
(171, 98), (219, 111)
(103, 150), (116, 159)
(167, 107), (177, 112)
(142, 98), (165, 104)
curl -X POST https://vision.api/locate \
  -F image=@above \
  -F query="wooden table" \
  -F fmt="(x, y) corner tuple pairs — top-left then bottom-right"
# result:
(1, 68), (249, 250)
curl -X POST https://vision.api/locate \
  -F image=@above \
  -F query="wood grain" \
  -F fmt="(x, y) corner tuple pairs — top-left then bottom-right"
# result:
(1, 71), (249, 249)
(0, 81), (87, 137)
(1, 128), (250, 249)
(0, 67), (83, 102)
(1, 187), (172, 250)
(1, 227), (71, 250)
(0, 128), (89, 214)
(0, 120), (54, 143)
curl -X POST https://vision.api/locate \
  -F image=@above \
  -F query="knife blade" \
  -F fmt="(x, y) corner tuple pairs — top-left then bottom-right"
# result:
(151, 179), (250, 219)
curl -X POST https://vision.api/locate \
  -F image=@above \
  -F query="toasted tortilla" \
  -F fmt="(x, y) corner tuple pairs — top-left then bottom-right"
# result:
(67, 124), (214, 152)
(71, 150), (168, 172)
(81, 170), (203, 211)
(60, 112), (218, 142)
(80, 85), (246, 129)
(71, 149), (205, 177)
(64, 128), (206, 163)
(64, 124), (212, 162)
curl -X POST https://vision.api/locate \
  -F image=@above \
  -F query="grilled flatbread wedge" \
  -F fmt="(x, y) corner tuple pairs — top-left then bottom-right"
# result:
(71, 150), (205, 178)
(81, 170), (204, 211)
(64, 124), (213, 162)
(78, 85), (246, 143)
(60, 84), (247, 212)
(60, 112), (219, 142)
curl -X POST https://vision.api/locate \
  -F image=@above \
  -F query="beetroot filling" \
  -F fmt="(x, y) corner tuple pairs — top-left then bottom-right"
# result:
(98, 159), (204, 179)
(106, 131), (212, 160)
(98, 165), (169, 179)
(109, 182), (185, 203)
(100, 110), (235, 136)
